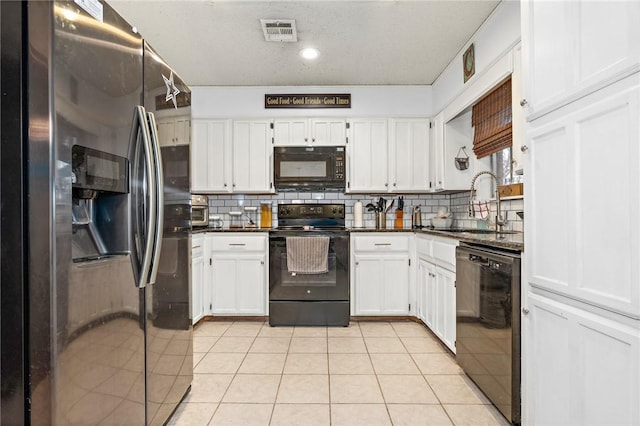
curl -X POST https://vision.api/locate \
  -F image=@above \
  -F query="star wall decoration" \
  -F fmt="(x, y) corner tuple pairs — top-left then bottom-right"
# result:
(162, 71), (180, 109)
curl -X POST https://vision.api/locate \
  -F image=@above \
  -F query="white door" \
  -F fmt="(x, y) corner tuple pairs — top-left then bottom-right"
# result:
(273, 119), (308, 145)
(235, 255), (266, 314)
(174, 117), (190, 146)
(354, 255), (383, 315)
(232, 120), (273, 193)
(436, 266), (456, 352)
(382, 256), (410, 315)
(191, 119), (230, 193)
(211, 256), (237, 314)
(156, 118), (175, 147)
(390, 119), (430, 192)
(310, 118), (346, 145)
(191, 253), (204, 323)
(347, 118), (389, 192)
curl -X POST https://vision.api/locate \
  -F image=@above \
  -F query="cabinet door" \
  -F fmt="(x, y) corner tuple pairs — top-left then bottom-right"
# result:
(191, 234), (205, 323)
(347, 119), (388, 192)
(174, 117), (190, 146)
(522, 1), (640, 118)
(156, 118), (175, 147)
(273, 119), (308, 145)
(235, 255), (266, 314)
(526, 83), (640, 317)
(191, 119), (231, 193)
(382, 256), (410, 315)
(436, 266), (456, 352)
(416, 259), (428, 323)
(232, 120), (273, 193)
(431, 112), (445, 192)
(191, 254), (204, 323)
(425, 262), (437, 329)
(354, 255), (383, 315)
(525, 293), (640, 425)
(211, 256), (237, 314)
(310, 118), (346, 145)
(390, 119), (430, 192)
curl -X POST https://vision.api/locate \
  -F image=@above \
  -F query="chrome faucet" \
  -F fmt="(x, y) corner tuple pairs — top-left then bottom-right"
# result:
(469, 171), (507, 233)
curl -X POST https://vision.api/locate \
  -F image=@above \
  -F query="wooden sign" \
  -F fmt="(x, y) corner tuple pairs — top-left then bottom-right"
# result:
(155, 92), (191, 110)
(265, 94), (351, 109)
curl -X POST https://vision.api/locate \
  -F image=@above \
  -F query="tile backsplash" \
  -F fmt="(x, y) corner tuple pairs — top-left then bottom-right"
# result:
(207, 192), (449, 229)
(205, 191), (524, 231)
(450, 192), (524, 232)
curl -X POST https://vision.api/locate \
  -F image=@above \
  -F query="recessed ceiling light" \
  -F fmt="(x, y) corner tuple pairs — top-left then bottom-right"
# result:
(300, 48), (319, 60)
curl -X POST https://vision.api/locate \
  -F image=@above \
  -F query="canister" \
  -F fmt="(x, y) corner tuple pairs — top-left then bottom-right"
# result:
(260, 201), (272, 228)
(229, 211), (243, 228)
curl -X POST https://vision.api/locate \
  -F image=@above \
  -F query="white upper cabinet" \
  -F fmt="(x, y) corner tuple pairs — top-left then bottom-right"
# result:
(273, 118), (346, 146)
(191, 119), (231, 193)
(389, 118), (430, 192)
(157, 116), (190, 147)
(232, 120), (274, 193)
(527, 79), (640, 317)
(522, 0), (640, 119)
(347, 118), (389, 192)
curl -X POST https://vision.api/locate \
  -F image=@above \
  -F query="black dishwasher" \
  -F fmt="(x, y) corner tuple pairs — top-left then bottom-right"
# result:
(456, 243), (521, 425)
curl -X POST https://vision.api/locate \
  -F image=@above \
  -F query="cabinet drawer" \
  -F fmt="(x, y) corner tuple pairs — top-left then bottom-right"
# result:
(354, 235), (410, 252)
(210, 234), (266, 252)
(191, 234), (205, 257)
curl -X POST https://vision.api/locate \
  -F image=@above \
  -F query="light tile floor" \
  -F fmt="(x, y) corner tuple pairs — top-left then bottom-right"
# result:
(169, 320), (509, 426)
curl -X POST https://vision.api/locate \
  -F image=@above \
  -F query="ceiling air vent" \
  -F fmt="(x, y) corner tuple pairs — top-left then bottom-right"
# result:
(260, 19), (297, 42)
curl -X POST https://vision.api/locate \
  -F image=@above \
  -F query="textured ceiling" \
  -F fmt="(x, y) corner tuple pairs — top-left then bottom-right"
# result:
(110, 0), (500, 87)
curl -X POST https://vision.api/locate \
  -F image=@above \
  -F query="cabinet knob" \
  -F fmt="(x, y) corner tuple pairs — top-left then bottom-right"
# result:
(385, 183), (388, 187)
(393, 183), (396, 187)
(355, 261), (359, 266)
(305, 137), (308, 142)
(522, 307), (530, 315)
(312, 138), (316, 143)
(224, 183), (227, 187)
(232, 183), (236, 187)
(260, 260), (264, 265)
(520, 145), (529, 153)
(520, 99), (528, 107)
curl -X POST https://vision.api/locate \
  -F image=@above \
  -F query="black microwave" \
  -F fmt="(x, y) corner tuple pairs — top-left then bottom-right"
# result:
(274, 146), (346, 192)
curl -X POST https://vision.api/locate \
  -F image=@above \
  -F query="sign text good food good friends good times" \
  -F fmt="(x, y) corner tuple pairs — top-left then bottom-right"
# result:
(265, 94), (351, 109)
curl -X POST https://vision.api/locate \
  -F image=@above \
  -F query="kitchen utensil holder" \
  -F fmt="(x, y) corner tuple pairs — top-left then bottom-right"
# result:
(455, 146), (469, 170)
(375, 212), (387, 229)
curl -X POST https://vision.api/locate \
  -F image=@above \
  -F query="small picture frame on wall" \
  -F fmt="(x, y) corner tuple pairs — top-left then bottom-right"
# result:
(463, 44), (475, 83)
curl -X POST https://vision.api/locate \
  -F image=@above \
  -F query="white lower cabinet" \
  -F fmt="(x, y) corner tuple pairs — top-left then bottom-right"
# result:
(207, 233), (268, 316)
(415, 234), (457, 352)
(352, 234), (411, 315)
(191, 233), (205, 324)
(526, 292), (640, 426)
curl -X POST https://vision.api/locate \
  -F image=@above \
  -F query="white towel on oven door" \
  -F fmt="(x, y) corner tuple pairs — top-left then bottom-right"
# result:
(286, 236), (330, 274)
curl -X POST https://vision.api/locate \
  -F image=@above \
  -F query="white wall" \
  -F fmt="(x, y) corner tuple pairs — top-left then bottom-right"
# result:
(432, 1), (521, 114)
(191, 85), (433, 119)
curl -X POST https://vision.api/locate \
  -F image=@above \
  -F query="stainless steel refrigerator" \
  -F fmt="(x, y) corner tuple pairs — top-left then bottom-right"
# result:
(0, 1), (193, 424)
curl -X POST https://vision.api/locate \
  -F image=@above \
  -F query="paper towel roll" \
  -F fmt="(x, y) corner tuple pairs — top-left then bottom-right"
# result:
(353, 201), (363, 228)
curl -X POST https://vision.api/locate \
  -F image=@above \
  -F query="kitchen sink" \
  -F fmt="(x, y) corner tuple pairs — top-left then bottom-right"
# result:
(434, 228), (519, 235)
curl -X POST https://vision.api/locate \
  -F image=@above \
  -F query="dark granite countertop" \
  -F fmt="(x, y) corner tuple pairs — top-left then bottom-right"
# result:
(349, 227), (524, 251)
(193, 226), (524, 251)
(191, 227), (270, 234)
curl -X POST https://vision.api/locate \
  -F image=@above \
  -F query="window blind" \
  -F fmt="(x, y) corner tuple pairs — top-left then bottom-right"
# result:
(472, 78), (512, 159)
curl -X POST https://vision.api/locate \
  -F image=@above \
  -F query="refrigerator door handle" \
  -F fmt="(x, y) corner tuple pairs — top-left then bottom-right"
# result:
(130, 105), (157, 288)
(146, 112), (164, 285)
